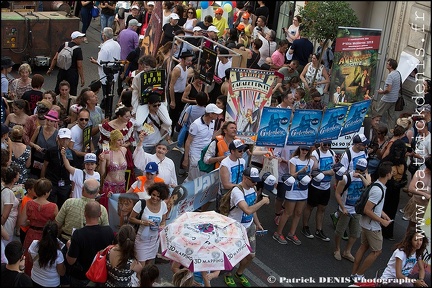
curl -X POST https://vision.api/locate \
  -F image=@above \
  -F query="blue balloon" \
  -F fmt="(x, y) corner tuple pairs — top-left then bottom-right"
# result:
(201, 1), (209, 9)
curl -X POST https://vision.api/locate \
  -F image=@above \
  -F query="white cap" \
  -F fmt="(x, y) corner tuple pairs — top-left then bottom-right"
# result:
(58, 128), (72, 139)
(84, 153), (97, 163)
(263, 175), (277, 191)
(312, 172), (325, 186)
(147, 1), (155, 6)
(193, 26), (203, 32)
(298, 175), (312, 190)
(131, 5), (140, 10)
(71, 31), (85, 39)
(205, 103), (223, 114)
(335, 166), (347, 181)
(170, 13), (180, 20)
(207, 26), (220, 33)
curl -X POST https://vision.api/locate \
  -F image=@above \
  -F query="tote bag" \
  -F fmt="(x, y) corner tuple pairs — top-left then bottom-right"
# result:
(86, 245), (113, 283)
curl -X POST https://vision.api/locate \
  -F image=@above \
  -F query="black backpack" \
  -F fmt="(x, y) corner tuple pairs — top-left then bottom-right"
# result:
(354, 182), (384, 216)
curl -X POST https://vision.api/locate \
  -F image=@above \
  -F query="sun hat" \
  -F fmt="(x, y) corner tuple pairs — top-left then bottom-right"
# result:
(44, 110), (59, 122)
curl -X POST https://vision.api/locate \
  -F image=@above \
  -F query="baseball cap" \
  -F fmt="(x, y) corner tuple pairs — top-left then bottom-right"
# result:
(355, 158), (368, 172)
(179, 51), (194, 59)
(311, 169), (325, 186)
(299, 145), (310, 150)
(1, 123), (10, 136)
(262, 173), (277, 195)
(298, 175), (312, 190)
(131, 5), (139, 10)
(44, 110), (59, 122)
(352, 133), (370, 146)
(207, 26), (220, 33)
(205, 103), (223, 114)
(128, 19), (142, 27)
(229, 139), (247, 151)
(236, 23), (245, 31)
(332, 163), (346, 181)
(193, 26), (203, 32)
(58, 128), (72, 139)
(145, 162), (158, 174)
(170, 13), (180, 20)
(215, 7), (224, 14)
(84, 153), (97, 163)
(157, 139), (170, 148)
(282, 174), (296, 191)
(243, 167), (261, 183)
(71, 31), (85, 39)
(147, 1), (155, 6)
(242, 12), (250, 19)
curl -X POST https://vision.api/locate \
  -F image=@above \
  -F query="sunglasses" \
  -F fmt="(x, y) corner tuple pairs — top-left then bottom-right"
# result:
(79, 118), (89, 122)
(152, 104), (161, 107)
(188, 11), (194, 14)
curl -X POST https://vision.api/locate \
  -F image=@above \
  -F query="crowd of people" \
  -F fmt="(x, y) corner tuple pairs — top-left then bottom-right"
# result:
(1, 1), (431, 287)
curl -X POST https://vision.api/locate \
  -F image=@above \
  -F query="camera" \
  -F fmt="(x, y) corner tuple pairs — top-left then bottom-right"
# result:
(257, 27), (262, 32)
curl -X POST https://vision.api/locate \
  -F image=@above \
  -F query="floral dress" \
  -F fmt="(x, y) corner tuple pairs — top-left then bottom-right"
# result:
(305, 63), (326, 94)
(11, 146), (31, 184)
(106, 249), (134, 287)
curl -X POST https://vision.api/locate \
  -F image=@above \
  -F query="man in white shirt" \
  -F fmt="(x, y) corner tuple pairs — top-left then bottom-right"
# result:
(70, 108), (93, 168)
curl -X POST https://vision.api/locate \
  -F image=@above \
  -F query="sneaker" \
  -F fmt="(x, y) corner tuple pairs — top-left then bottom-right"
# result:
(272, 232), (287, 244)
(399, 208), (405, 213)
(301, 226), (314, 239)
(224, 275), (237, 287)
(342, 231), (349, 241)
(315, 230), (330, 242)
(234, 273), (251, 287)
(330, 212), (338, 229)
(286, 234), (302, 245)
(402, 216), (409, 221)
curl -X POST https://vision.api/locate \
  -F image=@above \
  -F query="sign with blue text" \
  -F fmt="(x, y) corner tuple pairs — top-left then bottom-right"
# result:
(256, 107), (292, 147)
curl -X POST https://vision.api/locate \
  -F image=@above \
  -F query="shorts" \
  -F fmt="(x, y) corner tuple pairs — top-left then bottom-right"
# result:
(276, 182), (287, 200)
(307, 185), (330, 207)
(360, 228), (383, 251)
(335, 213), (361, 238)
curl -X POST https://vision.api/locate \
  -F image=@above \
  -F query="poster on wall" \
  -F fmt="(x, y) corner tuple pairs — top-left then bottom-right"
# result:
(339, 100), (371, 137)
(226, 68), (275, 144)
(330, 27), (381, 105)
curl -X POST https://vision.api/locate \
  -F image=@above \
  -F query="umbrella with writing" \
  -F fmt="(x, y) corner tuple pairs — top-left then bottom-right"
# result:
(160, 211), (251, 272)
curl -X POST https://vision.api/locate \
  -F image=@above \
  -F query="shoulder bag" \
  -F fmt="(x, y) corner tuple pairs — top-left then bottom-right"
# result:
(394, 71), (405, 111)
(86, 245), (114, 283)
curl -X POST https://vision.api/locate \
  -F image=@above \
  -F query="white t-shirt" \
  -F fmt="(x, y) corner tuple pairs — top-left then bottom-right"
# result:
(70, 124), (84, 152)
(381, 248), (418, 280)
(0, 186), (19, 240)
(29, 240), (64, 287)
(360, 180), (386, 231)
(134, 200), (167, 238)
(286, 157), (314, 200)
(228, 186), (256, 228)
(340, 147), (367, 173)
(188, 117), (215, 160)
(70, 169), (101, 198)
(339, 172), (364, 214)
(219, 157), (246, 189)
(311, 149), (335, 190)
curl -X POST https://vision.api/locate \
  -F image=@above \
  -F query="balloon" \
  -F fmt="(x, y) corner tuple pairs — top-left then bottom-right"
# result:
(232, 1), (237, 8)
(201, 2), (209, 9)
(196, 9), (201, 19)
(223, 3), (232, 13)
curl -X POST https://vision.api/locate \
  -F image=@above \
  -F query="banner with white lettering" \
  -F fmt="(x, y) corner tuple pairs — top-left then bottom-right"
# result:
(256, 107), (292, 147)
(226, 68), (275, 144)
(316, 106), (348, 143)
(339, 100), (371, 136)
(286, 109), (323, 146)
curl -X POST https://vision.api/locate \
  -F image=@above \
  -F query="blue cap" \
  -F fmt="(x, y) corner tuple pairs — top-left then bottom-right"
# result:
(145, 162), (159, 174)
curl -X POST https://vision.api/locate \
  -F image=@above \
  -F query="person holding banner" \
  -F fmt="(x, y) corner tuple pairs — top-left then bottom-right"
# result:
(273, 145), (314, 246)
(69, 108), (93, 168)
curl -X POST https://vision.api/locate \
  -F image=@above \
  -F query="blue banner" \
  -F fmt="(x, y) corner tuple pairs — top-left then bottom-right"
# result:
(286, 109), (323, 146)
(256, 107), (292, 147)
(108, 169), (221, 231)
(316, 106), (348, 143)
(339, 100), (371, 136)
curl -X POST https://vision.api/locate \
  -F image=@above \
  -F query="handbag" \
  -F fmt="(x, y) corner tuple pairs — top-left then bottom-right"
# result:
(86, 245), (114, 283)
(91, 6), (100, 18)
(394, 71), (405, 111)
(259, 156), (279, 181)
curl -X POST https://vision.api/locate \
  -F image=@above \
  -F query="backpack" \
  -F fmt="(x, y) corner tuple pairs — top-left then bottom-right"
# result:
(219, 184), (244, 216)
(133, 199), (147, 233)
(354, 182), (384, 216)
(198, 139), (219, 173)
(56, 42), (79, 70)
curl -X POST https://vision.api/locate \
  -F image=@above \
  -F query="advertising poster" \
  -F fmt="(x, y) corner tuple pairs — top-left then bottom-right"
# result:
(316, 106), (348, 143)
(340, 99), (371, 136)
(286, 109), (323, 146)
(226, 68), (275, 143)
(199, 47), (218, 85)
(330, 27), (381, 104)
(256, 107), (292, 147)
(83, 125), (92, 152)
